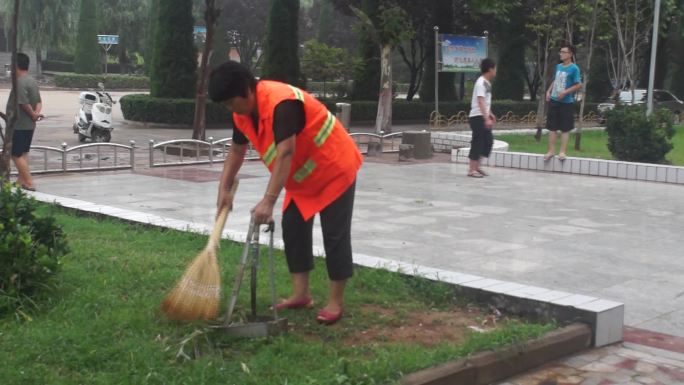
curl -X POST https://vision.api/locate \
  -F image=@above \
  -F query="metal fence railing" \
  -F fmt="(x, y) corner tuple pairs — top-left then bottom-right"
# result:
(148, 137), (260, 168)
(349, 131), (403, 154)
(2, 141), (136, 174)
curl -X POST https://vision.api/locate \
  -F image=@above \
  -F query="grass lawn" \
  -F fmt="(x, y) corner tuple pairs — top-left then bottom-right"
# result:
(1, 207), (554, 385)
(496, 125), (684, 166)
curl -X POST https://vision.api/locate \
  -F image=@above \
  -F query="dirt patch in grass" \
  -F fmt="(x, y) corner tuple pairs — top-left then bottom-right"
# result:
(350, 304), (500, 347)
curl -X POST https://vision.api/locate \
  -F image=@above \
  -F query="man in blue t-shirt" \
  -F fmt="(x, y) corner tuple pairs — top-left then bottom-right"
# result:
(544, 44), (581, 161)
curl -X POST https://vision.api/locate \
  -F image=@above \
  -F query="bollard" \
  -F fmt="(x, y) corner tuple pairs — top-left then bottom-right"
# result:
(208, 136), (214, 165)
(149, 140), (155, 167)
(335, 103), (351, 132)
(130, 140), (136, 171)
(61, 142), (68, 173)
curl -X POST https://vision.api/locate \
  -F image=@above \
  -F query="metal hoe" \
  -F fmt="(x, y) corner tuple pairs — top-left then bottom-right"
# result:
(215, 216), (287, 338)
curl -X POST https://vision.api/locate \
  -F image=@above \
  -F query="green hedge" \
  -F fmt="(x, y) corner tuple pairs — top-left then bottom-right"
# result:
(120, 94), (230, 125)
(121, 93), (600, 125)
(55, 73), (150, 89)
(42, 60), (74, 72)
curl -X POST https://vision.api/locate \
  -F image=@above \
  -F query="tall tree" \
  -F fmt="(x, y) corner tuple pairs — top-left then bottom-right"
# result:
(493, 4), (526, 100)
(150, 0), (197, 98)
(576, 0), (601, 150)
(350, 0), (381, 100)
(261, 0), (301, 85)
(210, 0), (269, 71)
(352, 4), (413, 134)
(0, 0), (77, 77)
(526, 0), (570, 135)
(317, 0), (335, 44)
(144, 0), (159, 74)
(74, 0), (101, 74)
(419, 0), (457, 102)
(192, 0), (221, 140)
(101, 0), (151, 73)
(395, 0), (431, 101)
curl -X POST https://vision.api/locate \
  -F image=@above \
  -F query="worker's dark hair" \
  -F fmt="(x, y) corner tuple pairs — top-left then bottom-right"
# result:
(17, 52), (29, 70)
(208, 61), (257, 102)
(480, 58), (496, 74)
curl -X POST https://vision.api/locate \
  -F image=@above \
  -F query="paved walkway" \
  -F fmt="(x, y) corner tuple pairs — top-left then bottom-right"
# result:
(499, 342), (684, 385)
(29, 157), (684, 337)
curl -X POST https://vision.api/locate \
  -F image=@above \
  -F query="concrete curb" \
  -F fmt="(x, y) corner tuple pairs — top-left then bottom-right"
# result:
(452, 150), (684, 185)
(401, 323), (592, 385)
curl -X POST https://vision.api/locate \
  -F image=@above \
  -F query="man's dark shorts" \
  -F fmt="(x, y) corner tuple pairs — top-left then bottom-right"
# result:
(11, 130), (34, 157)
(547, 101), (575, 132)
(468, 116), (494, 161)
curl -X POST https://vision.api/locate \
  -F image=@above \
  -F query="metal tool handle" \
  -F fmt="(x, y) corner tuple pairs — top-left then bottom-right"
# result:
(267, 222), (278, 320)
(224, 216), (257, 326)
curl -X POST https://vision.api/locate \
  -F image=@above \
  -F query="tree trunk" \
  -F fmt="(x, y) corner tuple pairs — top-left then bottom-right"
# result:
(192, 0), (220, 140)
(535, 35), (552, 141)
(375, 44), (392, 134)
(575, 0), (600, 150)
(1, 0), (19, 181)
(35, 46), (43, 78)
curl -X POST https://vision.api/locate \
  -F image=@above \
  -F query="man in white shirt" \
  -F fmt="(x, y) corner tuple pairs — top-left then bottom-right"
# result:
(467, 58), (497, 177)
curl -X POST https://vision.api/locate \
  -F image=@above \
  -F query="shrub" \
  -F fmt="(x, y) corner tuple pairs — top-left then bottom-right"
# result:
(120, 94), (230, 125)
(0, 183), (68, 313)
(55, 73), (150, 89)
(74, 0), (101, 74)
(42, 60), (74, 72)
(605, 106), (675, 164)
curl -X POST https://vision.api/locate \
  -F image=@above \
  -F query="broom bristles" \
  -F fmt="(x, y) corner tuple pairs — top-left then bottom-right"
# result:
(160, 182), (237, 322)
(161, 248), (221, 321)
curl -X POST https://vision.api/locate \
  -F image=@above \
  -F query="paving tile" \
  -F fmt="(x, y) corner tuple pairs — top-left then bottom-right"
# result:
(580, 362), (619, 373)
(634, 361), (658, 373)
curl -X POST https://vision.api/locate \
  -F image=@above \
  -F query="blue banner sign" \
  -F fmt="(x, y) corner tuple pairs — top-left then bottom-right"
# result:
(440, 35), (488, 73)
(97, 35), (119, 45)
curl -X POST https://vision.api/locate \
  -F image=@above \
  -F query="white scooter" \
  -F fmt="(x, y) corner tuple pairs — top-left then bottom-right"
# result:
(73, 82), (115, 142)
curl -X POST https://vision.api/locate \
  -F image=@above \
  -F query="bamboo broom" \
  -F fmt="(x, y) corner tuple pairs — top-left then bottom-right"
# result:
(161, 181), (238, 321)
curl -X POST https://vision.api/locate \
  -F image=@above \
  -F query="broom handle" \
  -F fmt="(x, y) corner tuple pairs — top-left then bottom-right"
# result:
(208, 180), (239, 248)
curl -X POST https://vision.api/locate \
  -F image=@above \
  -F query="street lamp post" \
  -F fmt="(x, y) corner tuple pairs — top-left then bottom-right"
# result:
(434, 26), (440, 117)
(646, 0), (661, 116)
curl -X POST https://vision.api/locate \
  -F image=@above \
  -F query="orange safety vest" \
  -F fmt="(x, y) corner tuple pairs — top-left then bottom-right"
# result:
(233, 80), (363, 221)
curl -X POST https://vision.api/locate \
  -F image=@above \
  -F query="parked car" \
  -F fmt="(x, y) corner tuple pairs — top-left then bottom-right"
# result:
(597, 89), (683, 124)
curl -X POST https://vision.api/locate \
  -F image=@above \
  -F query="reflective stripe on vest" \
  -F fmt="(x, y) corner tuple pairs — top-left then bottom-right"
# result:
(263, 142), (277, 166)
(288, 85), (305, 102)
(314, 110), (335, 147)
(293, 159), (317, 183)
